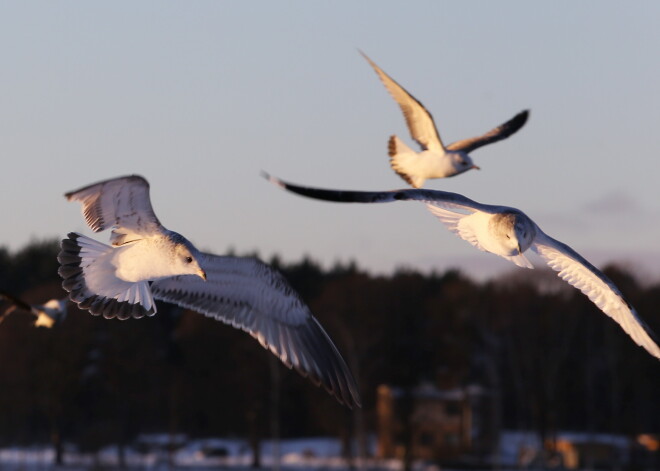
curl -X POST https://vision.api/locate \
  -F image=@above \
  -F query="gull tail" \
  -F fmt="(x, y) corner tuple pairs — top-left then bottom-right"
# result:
(58, 232), (156, 320)
(388, 135), (426, 188)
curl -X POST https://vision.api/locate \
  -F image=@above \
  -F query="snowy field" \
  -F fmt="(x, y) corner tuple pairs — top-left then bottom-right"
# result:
(0, 434), (514, 471)
(1, 436), (401, 471)
(0, 431), (645, 470)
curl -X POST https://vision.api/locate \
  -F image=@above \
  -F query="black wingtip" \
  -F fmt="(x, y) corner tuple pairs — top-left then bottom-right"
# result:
(0, 291), (32, 312)
(261, 170), (287, 190)
(514, 109), (530, 127)
(357, 48), (370, 62)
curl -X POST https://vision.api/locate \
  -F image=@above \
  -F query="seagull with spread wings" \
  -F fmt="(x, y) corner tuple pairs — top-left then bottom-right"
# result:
(361, 52), (529, 188)
(0, 291), (68, 328)
(58, 175), (360, 408)
(264, 173), (660, 360)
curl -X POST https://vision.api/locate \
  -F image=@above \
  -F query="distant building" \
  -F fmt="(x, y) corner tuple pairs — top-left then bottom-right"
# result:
(375, 382), (494, 463)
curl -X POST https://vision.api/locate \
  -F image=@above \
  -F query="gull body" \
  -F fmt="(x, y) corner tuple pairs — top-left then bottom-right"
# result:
(463, 211), (535, 262)
(0, 292), (68, 328)
(111, 231), (203, 283)
(59, 175), (360, 407)
(361, 52), (529, 187)
(265, 173), (660, 360)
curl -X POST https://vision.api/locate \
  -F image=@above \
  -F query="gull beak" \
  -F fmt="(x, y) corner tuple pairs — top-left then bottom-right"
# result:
(517, 243), (523, 255)
(199, 269), (207, 281)
(472, 165), (481, 170)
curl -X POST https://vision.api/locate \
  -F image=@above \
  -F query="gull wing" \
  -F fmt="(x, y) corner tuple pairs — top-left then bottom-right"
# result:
(264, 172), (488, 209)
(361, 51), (445, 153)
(423, 204), (489, 251)
(0, 291), (33, 313)
(151, 254), (361, 408)
(447, 110), (529, 153)
(532, 229), (660, 359)
(264, 174), (533, 268)
(65, 175), (163, 245)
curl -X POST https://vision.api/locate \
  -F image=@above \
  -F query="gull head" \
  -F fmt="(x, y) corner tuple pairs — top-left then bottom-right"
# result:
(450, 151), (480, 175)
(490, 211), (536, 257)
(168, 233), (207, 281)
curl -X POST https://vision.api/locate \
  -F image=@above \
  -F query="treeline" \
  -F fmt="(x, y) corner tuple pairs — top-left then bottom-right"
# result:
(0, 239), (659, 454)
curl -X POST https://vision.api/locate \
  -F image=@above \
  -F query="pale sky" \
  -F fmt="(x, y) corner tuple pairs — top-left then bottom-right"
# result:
(2, 1), (660, 281)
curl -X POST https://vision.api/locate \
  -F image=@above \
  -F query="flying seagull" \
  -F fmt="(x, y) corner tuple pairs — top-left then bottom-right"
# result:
(361, 51), (529, 188)
(0, 291), (68, 328)
(58, 175), (360, 408)
(263, 172), (660, 360)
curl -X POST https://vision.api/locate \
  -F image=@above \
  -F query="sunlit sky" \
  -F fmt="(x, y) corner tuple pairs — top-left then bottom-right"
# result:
(2, 1), (660, 281)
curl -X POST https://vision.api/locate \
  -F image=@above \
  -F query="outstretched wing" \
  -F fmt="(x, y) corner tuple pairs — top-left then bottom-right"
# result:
(532, 230), (660, 359)
(264, 172), (494, 211)
(447, 110), (529, 153)
(264, 172), (536, 265)
(361, 51), (445, 153)
(151, 254), (361, 408)
(0, 291), (32, 313)
(65, 175), (163, 245)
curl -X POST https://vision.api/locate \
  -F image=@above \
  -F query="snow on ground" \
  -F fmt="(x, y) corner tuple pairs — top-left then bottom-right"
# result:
(0, 430), (648, 470)
(0, 436), (390, 471)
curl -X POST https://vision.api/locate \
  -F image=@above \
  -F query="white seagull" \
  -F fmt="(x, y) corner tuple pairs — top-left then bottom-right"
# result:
(0, 292), (68, 328)
(58, 175), (360, 408)
(264, 173), (660, 360)
(361, 52), (529, 188)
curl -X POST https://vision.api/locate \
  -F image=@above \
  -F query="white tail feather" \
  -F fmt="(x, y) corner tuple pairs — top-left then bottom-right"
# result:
(59, 233), (156, 318)
(388, 135), (426, 188)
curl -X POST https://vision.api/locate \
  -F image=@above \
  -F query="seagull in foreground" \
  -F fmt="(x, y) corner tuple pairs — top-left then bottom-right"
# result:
(0, 292), (68, 328)
(264, 172), (660, 360)
(361, 51), (529, 188)
(58, 175), (360, 408)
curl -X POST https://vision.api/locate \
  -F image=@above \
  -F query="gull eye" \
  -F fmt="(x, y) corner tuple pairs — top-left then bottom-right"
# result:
(185, 256), (193, 263)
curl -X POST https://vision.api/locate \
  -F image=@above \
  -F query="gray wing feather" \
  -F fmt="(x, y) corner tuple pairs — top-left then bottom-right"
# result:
(532, 229), (660, 359)
(65, 175), (162, 244)
(0, 291), (33, 313)
(361, 51), (444, 153)
(151, 254), (361, 408)
(447, 110), (529, 153)
(264, 172), (498, 213)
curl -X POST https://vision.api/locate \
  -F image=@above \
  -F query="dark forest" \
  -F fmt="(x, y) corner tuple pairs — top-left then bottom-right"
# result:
(1, 239), (658, 457)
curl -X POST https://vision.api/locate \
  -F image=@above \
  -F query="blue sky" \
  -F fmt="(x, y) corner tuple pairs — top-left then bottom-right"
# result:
(2, 1), (660, 281)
